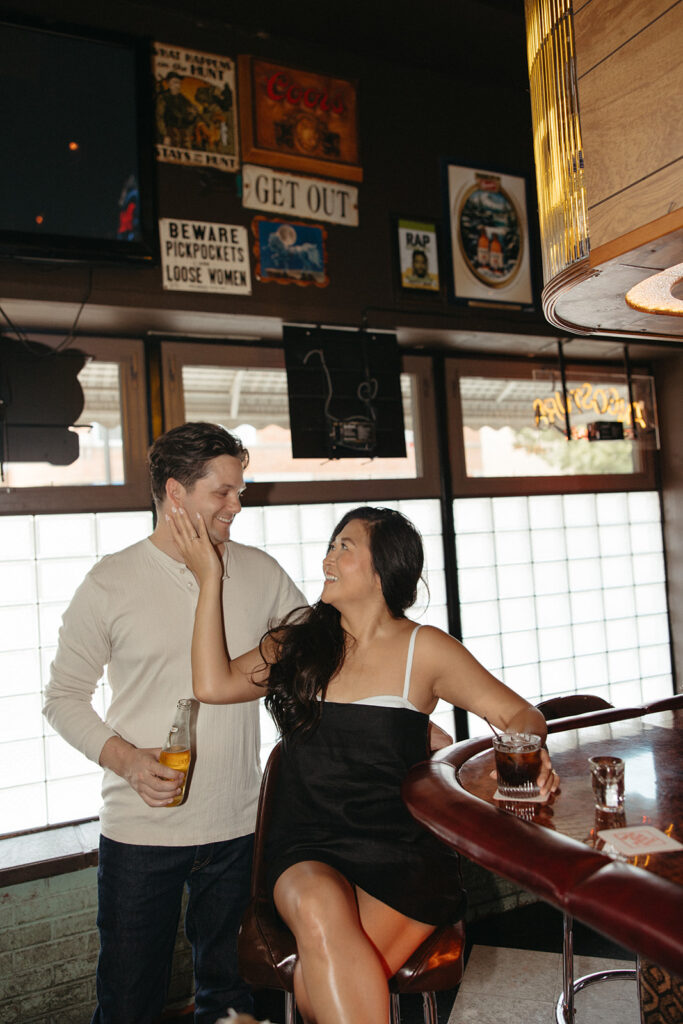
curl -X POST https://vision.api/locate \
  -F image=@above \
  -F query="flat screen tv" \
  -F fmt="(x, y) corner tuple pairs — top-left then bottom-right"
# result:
(0, 17), (157, 264)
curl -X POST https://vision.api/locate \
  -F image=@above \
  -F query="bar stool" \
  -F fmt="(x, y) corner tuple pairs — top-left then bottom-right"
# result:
(536, 694), (637, 1024)
(536, 694), (613, 720)
(237, 743), (466, 1024)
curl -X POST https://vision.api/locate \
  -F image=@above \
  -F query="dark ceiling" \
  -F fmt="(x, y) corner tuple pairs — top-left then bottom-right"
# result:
(136, 0), (529, 87)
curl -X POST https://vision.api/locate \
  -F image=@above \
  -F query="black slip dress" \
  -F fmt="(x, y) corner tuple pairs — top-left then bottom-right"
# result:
(264, 626), (466, 926)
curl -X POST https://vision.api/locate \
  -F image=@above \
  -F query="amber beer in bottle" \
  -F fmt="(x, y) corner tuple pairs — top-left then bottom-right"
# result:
(159, 698), (192, 807)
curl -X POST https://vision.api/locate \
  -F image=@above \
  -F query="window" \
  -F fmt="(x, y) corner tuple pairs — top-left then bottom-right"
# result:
(160, 340), (453, 763)
(447, 358), (657, 496)
(454, 492), (672, 736)
(0, 498), (450, 835)
(0, 332), (152, 835)
(180, 364), (417, 482)
(0, 511), (153, 834)
(3, 338), (671, 836)
(0, 336), (149, 514)
(161, 341), (440, 504)
(0, 337), (446, 838)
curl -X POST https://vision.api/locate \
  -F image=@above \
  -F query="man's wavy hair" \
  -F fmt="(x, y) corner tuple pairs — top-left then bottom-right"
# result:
(148, 422), (249, 506)
(263, 506), (424, 740)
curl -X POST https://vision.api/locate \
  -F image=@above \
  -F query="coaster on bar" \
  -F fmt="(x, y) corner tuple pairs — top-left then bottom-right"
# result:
(596, 825), (683, 856)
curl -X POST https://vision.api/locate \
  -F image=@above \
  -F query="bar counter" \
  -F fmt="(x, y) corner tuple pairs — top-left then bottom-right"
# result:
(402, 697), (683, 979)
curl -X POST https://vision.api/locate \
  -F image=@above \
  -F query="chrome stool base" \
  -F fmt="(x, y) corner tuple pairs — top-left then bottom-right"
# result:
(557, 912), (639, 1022)
(556, 968), (638, 1023)
(285, 985), (439, 1024)
(390, 990), (438, 1024)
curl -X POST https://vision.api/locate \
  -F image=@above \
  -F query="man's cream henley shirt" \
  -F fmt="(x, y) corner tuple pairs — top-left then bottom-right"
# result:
(43, 537), (305, 846)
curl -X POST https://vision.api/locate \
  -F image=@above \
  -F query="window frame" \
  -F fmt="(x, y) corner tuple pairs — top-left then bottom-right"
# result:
(160, 339), (441, 503)
(446, 356), (657, 497)
(0, 335), (150, 515)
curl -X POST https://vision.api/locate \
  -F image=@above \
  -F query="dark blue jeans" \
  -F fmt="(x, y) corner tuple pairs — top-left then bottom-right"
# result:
(91, 833), (254, 1024)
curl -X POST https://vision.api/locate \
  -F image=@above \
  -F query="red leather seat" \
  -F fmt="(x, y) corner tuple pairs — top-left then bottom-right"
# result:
(641, 693), (683, 714)
(536, 694), (613, 720)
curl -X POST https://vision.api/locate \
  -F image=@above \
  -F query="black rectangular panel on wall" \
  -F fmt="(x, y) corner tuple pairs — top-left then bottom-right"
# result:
(283, 326), (406, 460)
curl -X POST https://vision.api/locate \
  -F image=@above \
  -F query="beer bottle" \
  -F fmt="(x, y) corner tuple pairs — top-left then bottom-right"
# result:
(159, 698), (192, 807)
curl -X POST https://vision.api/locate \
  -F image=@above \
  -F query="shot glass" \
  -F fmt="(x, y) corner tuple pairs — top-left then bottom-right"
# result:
(588, 755), (625, 812)
(492, 732), (543, 798)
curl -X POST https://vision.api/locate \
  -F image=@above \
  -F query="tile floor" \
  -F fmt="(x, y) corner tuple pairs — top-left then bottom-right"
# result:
(447, 945), (639, 1024)
(390, 901), (639, 1024)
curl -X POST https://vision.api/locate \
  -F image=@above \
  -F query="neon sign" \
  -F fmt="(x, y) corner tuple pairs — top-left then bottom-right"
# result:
(533, 383), (647, 431)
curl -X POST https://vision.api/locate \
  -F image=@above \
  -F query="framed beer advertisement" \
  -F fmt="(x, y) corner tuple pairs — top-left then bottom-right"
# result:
(238, 56), (362, 182)
(443, 161), (534, 309)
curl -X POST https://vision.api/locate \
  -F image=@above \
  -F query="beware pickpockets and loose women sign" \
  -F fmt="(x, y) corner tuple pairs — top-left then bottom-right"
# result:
(159, 218), (251, 294)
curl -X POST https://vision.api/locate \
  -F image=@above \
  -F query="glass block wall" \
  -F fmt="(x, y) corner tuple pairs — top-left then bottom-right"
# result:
(1, 491), (673, 833)
(454, 492), (673, 736)
(0, 513), (154, 834)
(0, 499), (448, 834)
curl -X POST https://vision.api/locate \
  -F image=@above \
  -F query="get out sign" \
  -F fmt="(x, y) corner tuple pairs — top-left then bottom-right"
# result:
(242, 164), (358, 227)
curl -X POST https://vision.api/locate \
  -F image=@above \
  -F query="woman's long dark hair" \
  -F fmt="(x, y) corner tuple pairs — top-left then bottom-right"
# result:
(262, 507), (424, 739)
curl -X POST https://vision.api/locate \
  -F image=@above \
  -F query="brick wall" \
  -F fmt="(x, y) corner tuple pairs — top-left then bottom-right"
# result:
(0, 870), (193, 1024)
(0, 861), (532, 1021)
(460, 859), (538, 921)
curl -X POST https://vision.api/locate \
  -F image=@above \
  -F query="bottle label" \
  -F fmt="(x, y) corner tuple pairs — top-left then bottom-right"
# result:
(159, 748), (191, 772)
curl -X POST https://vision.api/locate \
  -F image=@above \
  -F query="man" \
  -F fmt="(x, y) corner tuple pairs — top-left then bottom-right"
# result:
(43, 422), (306, 1024)
(402, 248), (438, 290)
(157, 72), (198, 149)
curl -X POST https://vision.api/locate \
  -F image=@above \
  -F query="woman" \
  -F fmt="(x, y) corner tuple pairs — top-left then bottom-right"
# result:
(168, 505), (558, 1024)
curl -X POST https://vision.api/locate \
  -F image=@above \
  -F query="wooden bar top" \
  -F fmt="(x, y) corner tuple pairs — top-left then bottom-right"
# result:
(402, 698), (683, 978)
(457, 710), (683, 885)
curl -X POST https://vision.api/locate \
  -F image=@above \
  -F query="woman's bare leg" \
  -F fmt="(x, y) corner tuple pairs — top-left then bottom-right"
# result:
(355, 886), (436, 976)
(291, 960), (315, 1024)
(273, 861), (391, 1024)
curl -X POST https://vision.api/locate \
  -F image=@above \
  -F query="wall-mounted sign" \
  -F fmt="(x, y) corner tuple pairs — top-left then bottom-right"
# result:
(444, 162), (534, 308)
(239, 56), (362, 181)
(252, 216), (328, 287)
(283, 326), (406, 459)
(397, 218), (440, 292)
(153, 43), (239, 172)
(533, 383), (648, 432)
(159, 218), (251, 293)
(242, 164), (358, 227)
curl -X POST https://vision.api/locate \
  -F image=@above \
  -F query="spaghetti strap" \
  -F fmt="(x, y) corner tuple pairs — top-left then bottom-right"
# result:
(402, 625), (422, 701)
